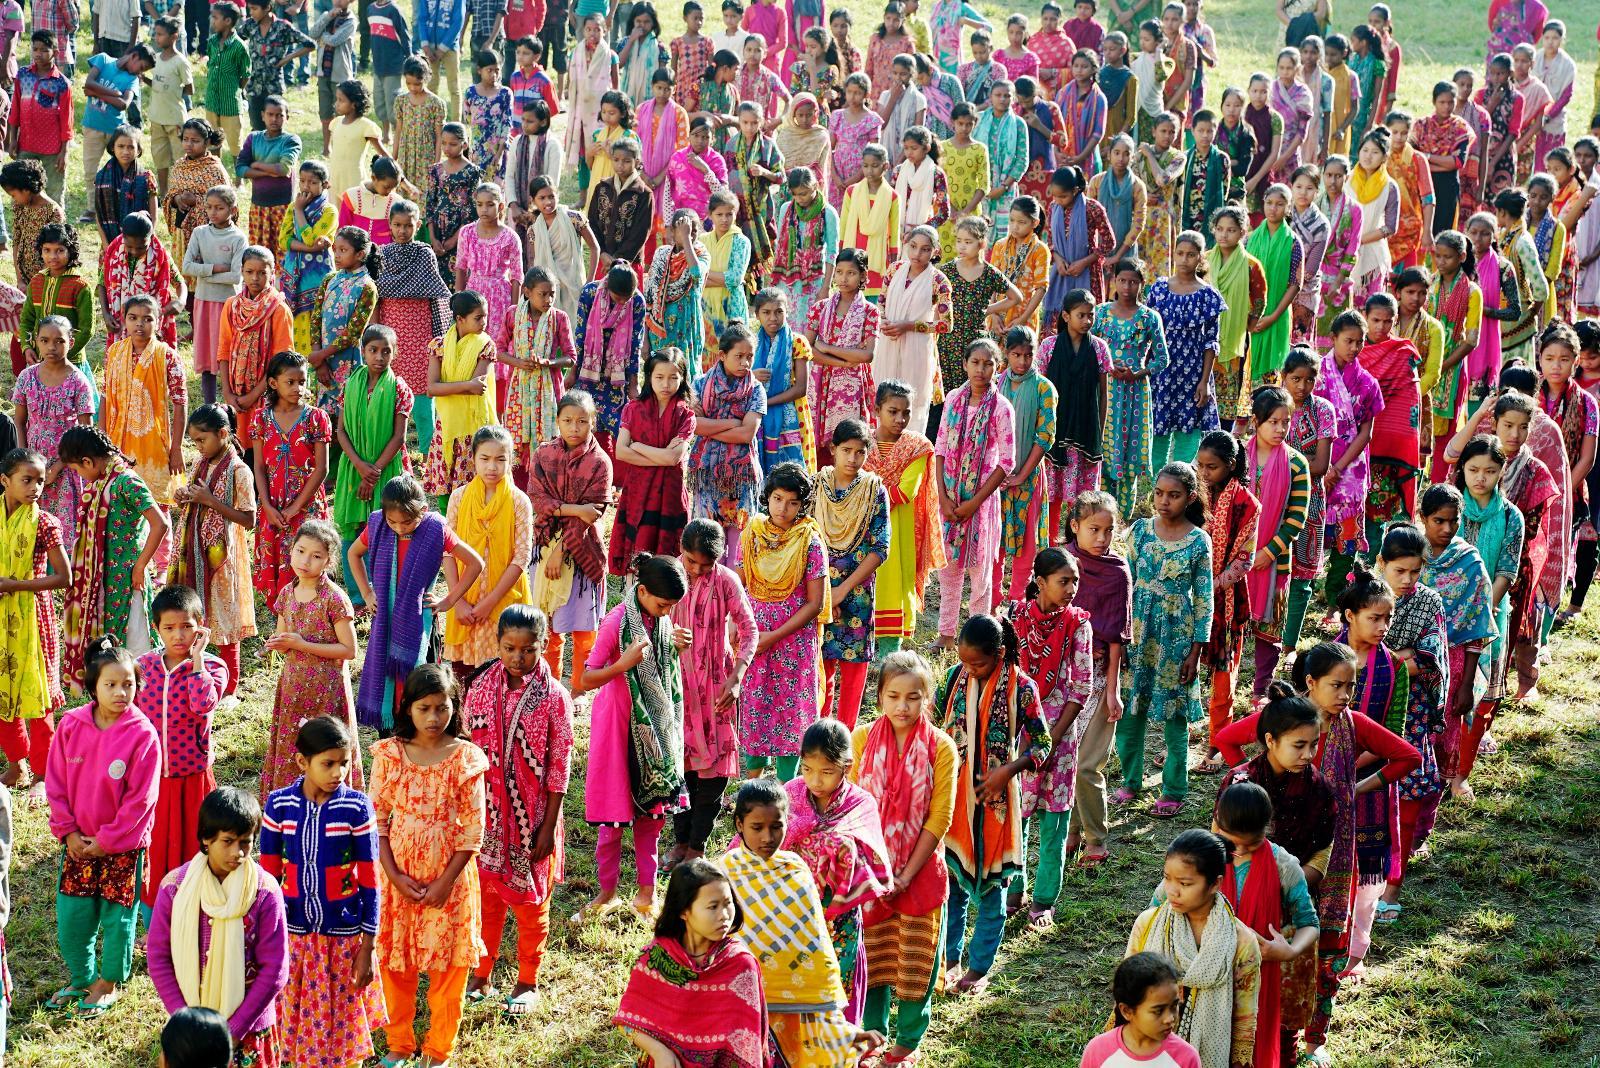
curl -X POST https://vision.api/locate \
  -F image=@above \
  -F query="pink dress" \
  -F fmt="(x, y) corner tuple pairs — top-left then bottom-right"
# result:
(668, 563), (758, 779)
(827, 108), (884, 211)
(996, 48), (1040, 84)
(14, 362), (94, 546)
(264, 575), (360, 797)
(456, 223), (524, 353)
(741, 534), (827, 758)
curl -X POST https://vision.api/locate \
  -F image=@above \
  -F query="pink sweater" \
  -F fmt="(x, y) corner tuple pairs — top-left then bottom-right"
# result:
(46, 703), (162, 855)
(1079, 1029), (1202, 1068)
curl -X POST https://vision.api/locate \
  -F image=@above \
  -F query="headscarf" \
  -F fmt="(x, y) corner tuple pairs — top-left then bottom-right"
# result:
(774, 93), (830, 176)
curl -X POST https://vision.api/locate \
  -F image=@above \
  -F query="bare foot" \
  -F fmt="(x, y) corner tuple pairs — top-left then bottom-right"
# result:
(933, 636), (956, 651)
(0, 761), (22, 789)
(1450, 778), (1475, 802)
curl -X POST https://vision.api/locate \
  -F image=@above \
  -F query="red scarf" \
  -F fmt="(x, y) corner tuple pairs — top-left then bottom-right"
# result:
(1013, 599), (1087, 706)
(857, 714), (946, 921)
(1223, 842), (1285, 1068)
(1541, 377), (1591, 508)
(1361, 335), (1422, 483)
(527, 436), (613, 585)
(612, 936), (769, 1068)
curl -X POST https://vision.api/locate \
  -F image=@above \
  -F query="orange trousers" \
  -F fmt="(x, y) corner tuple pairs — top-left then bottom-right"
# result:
(1208, 647), (1242, 751)
(545, 630), (595, 693)
(381, 964), (470, 1062)
(475, 885), (551, 986)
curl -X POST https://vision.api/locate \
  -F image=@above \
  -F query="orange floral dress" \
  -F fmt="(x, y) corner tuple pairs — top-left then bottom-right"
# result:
(371, 737), (490, 972)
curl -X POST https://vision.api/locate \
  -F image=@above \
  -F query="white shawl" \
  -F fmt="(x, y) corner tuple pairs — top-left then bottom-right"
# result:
(528, 208), (586, 320)
(874, 260), (941, 432)
(894, 156), (938, 229)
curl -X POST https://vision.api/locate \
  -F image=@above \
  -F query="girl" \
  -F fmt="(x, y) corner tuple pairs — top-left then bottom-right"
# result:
(866, 380), (945, 651)
(44, 637), (160, 1017)
(620, 6), (670, 107)
(575, 263), (647, 454)
(612, 859), (767, 1068)
(817, 420), (891, 728)
(1146, 230), (1223, 469)
(17, 224), (96, 414)
(279, 162), (338, 354)
(1537, 321), (1597, 525)
(61, 427), (168, 683)
(309, 227), (381, 419)
(734, 37), (791, 129)
(772, 154), (840, 328)
(740, 462), (828, 781)
(1124, 830), (1262, 1068)
(164, 119), (231, 281)
(867, 2), (915, 99)
(169, 406), (258, 694)
(93, 125), (158, 243)
(1246, 385), (1313, 690)
(806, 248), (878, 461)
(586, 139), (655, 274)
(1095, 258), (1170, 517)
(375, 201), (452, 456)
(1426, 232), (1483, 481)
(893, 126), (948, 238)
(1360, 292), (1425, 536)
(445, 427), (534, 672)
(852, 651), (958, 1063)
(667, 519), (758, 867)
(181, 187), (246, 405)
(1194, 431), (1260, 775)
(994, 326), (1057, 599)
(975, 79), (1029, 239)
(937, 613), (1049, 993)
(392, 57), (450, 201)
(218, 247), (295, 457)
(1348, 128), (1398, 299)
(1280, 349), (1336, 655)
(1041, 290), (1112, 538)
(505, 267), (578, 476)
(424, 124), (485, 285)
(667, 117), (731, 224)
(525, 177), (597, 337)
(583, 93), (636, 213)
(370, 665), (490, 1068)
(752, 287), (816, 472)
(0, 449), (71, 802)
(1315, 310), (1382, 606)
(564, 17), (617, 200)
(879, 57), (929, 167)
(2, 159), (66, 374)
(1081, 953), (1201, 1068)
(1116, 462), (1213, 816)
(788, 38), (837, 116)
(695, 49), (741, 141)
(528, 392), (613, 692)
(645, 209), (711, 373)
(1289, 166), (1331, 342)
(260, 717), (387, 1067)
(1267, 49), (1311, 182)
(101, 295), (186, 515)
(333, 326), (414, 592)
(938, 216), (1021, 408)
(990, 194), (1049, 333)
(453, 184), (524, 380)
(576, 554), (688, 922)
(938, 103), (990, 260)
(1312, 155), (1363, 349)
(934, 338), (1018, 645)
(349, 476), (484, 733)
(1244, 183), (1304, 388)
(1463, 212), (1521, 405)
(690, 323), (768, 557)
(1206, 206), (1264, 427)
(261, 520), (360, 796)
(1059, 49), (1109, 175)
(424, 290), (499, 504)
(337, 156), (402, 245)
(611, 348), (694, 570)
(463, 55), (514, 181)
(1007, 549), (1092, 926)
(252, 352), (332, 603)
(840, 143), (901, 300)
(1474, 53), (1522, 201)
(1132, 112), (1185, 278)
(12, 313), (94, 547)
(1045, 165), (1115, 319)
(327, 80), (389, 199)
(463, 605), (574, 1013)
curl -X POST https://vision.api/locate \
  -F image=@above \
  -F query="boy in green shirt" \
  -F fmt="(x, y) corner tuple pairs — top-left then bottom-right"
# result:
(205, 1), (251, 164)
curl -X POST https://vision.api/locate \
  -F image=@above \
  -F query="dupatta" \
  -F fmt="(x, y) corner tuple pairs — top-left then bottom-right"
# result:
(169, 449), (246, 603)
(1347, 637), (1407, 883)
(354, 511), (446, 728)
(613, 936), (769, 1068)
(781, 776), (892, 921)
(444, 477), (532, 648)
(1128, 894), (1244, 1068)
(740, 515), (833, 623)
(1066, 542), (1132, 648)
(1244, 219), (1295, 376)
(1423, 537), (1498, 646)
(224, 285), (289, 399)
(620, 587), (687, 813)
(843, 180), (895, 278)
(1467, 248), (1506, 386)
(721, 847), (848, 1015)
(528, 207), (586, 319)
(1205, 479), (1257, 657)
(1361, 335), (1422, 476)
(865, 433), (945, 608)
(527, 436), (612, 586)
(938, 384), (999, 566)
(333, 366), (403, 533)
(1245, 438), (1290, 623)
(856, 714), (947, 921)
(1210, 246), (1255, 371)
(752, 325), (806, 465)
(0, 501), (46, 721)
(1223, 845), (1286, 1068)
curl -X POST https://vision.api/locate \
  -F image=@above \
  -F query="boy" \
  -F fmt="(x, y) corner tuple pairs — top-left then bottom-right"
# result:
(711, 0), (750, 57)
(1064, 0), (1102, 54)
(309, 0), (356, 152)
(508, 34), (560, 118)
(30, 0), (78, 75)
(81, 44), (157, 221)
(671, 0), (714, 112)
(147, 18), (193, 198)
(6, 30), (73, 205)
(501, 0), (542, 83)
(1178, 108), (1228, 243)
(416, 0), (467, 119)
(238, 0), (313, 130)
(235, 96), (303, 255)
(1325, 33), (1359, 157)
(93, 0), (141, 57)
(367, 0), (412, 139)
(204, 2), (250, 165)
(958, 31), (998, 104)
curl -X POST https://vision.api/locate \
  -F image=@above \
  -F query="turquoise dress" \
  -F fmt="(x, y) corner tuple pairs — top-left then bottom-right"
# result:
(973, 107), (1027, 240)
(1092, 302), (1169, 517)
(644, 241), (710, 370)
(1125, 519), (1213, 724)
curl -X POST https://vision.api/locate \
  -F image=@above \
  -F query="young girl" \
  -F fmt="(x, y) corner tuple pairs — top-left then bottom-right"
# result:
(252, 352), (332, 603)
(374, 205), (451, 460)
(753, 287), (816, 471)
(463, 55), (515, 180)
(164, 118), (231, 288)
(1145, 230), (1223, 469)
(1246, 385), (1313, 690)
(817, 420), (891, 727)
(1040, 291), (1111, 539)
(1044, 165), (1115, 321)
(444, 427), (534, 673)
(369, 665), (490, 1068)
(1132, 112), (1184, 277)
(1279, 349), (1335, 655)
(645, 210), (710, 373)
(425, 290), (499, 503)
(1462, 214), (1521, 407)
(1315, 310), (1382, 606)
(349, 476), (484, 732)
(937, 613), (1049, 993)
(1095, 258), (1169, 517)
(564, 17), (617, 200)
(17, 224), (96, 411)
(45, 638), (160, 1017)
(13, 312), (94, 547)
(1289, 166), (1330, 343)
(61, 427), (169, 684)
(1194, 430), (1260, 774)
(1124, 830), (1261, 1068)
(424, 124), (485, 285)
(879, 60), (929, 169)
(180, 187), (246, 405)
(576, 554), (688, 922)
(851, 651), (957, 1062)
(333, 326), (413, 594)
(829, 74), (887, 214)
(612, 859), (768, 1068)
(667, 519), (758, 866)
(690, 323), (768, 557)
(865, 381), (944, 652)
(806, 249), (879, 465)
(1313, 155), (1362, 349)
(337, 157), (402, 245)
(1244, 183), (1304, 390)
(702, 189), (754, 340)
(611, 348), (694, 570)
(1359, 292), (1424, 533)
(260, 717), (387, 1067)
(505, 267), (578, 475)
(218, 247), (296, 455)
(327, 80), (388, 201)
(771, 164), (840, 330)
(93, 125), (159, 243)
(455, 183), (524, 378)
(308, 226), (382, 419)
(528, 391), (613, 693)
(2, 159), (66, 374)
(1081, 953), (1202, 1068)
(279, 162), (338, 354)
(867, 2), (915, 99)
(1115, 462), (1212, 816)
(726, 99), (785, 280)
(724, 779), (886, 1064)
(575, 262), (648, 454)
(463, 605), (574, 1013)
(990, 195), (1049, 333)
(1347, 129), (1398, 300)
(840, 143), (901, 299)
(996, 326), (1057, 599)
(168, 406), (257, 694)
(101, 295), (186, 516)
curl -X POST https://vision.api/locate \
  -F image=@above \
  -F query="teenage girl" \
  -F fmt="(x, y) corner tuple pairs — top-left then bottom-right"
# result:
(1192, 430), (1260, 775)
(1245, 385), (1312, 692)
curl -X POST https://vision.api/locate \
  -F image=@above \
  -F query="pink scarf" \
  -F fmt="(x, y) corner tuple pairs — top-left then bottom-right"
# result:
(781, 777), (893, 922)
(1468, 248), (1504, 387)
(638, 98), (680, 185)
(1246, 437), (1291, 622)
(579, 287), (636, 389)
(856, 716), (947, 921)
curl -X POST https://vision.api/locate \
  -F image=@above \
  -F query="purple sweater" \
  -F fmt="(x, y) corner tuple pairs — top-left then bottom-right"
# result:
(148, 858), (291, 1041)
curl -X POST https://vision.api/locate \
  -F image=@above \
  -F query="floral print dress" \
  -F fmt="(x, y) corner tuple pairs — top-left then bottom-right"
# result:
(820, 476), (891, 663)
(742, 534), (826, 757)
(1093, 302), (1170, 517)
(457, 223), (525, 355)
(252, 405), (334, 601)
(827, 108), (883, 212)
(937, 262), (1011, 397)
(424, 160), (484, 282)
(14, 363), (93, 546)
(263, 574), (360, 796)
(464, 84), (515, 180)
(1145, 280), (1223, 437)
(1288, 394), (1337, 580)
(1126, 519), (1214, 724)
(938, 140), (990, 261)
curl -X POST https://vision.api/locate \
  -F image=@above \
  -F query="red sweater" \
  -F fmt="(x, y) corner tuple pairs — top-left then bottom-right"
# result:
(1214, 710), (1420, 783)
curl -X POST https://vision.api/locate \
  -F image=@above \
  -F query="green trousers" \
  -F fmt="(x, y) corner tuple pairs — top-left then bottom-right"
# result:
(412, 394), (436, 460)
(1151, 428), (1204, 471)
(743, 753), (800, 782)
(56, 852), (142, 989)
(1114, 704), (1190, 801)
(875, 637), (902, 657)
(1282, 577), (1313, 653)
(861, 909), (945, 1052)
(1031, 809), (1073, 908)
(1324, 547), (1355, 607)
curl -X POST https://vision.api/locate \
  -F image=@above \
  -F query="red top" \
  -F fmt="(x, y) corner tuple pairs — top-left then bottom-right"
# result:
(1214, 709), (1420, 783)
(8, 63), (72, 155)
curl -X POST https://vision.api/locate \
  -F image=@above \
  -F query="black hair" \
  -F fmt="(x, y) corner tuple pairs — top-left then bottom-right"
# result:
(161, 1007), (234, 1068)
(835, 247), (871, 276)
(680, 517), (726, 560)
(1497, 365), (1539, 399)
(380, 474), (431, 518)
(450, 289), (486, 321)
(760, 461), (815, 517)
(295, 714), (354, 758)
(298, 159), (329, 184)
(333, 224), (383, 278)
(598, 89), (636, 129)
(631, 553), (690, 601)
(121, 211), (155, 240)
(1023, 547), (1076, 601)
(1111, 953), (1181, 1025)
(180, 116), (226, 153)
(1010, 194), (1043, 228)
(655, 858), (745, 941)
(1493, 187), (1528, 220)
(1155, 461), (1208, 527)
(899, 123), (939, 164)
(1291, 640), (1358, 692)
(1192, 108), (1216, 125)
(950, 102), (975, 125)
(58, 425), (121, 464)
(35, 220), (80, 266)
(393, 664), (462, 740)
(152, 583), (205, 624)
(31, 29), (58, 48)
(874, 378), (913, 409)
(1379, 521), (1426, 562)
(1420, 482), (1463, 519)
(1048, 164), (1087, 193)
(473, 47), (501, 72)
(470, 424), (515, 456)
(1210, 204), (1248, 233)
(264, 351), (309, 407)
(186, 400), (237, 436)
(336, 78), (371, 117)
(496, 603), (550, 647)
(402, 55), (430, 79)
(0, 447), (47, 478)
(1573, 319), (1600, 354)
(83, 635), (138, 697)
(441, 121), (468, 144)
(1538, 319), (1581, 359)
(1362, 292), (1397, 319)
(1166, 828), (1228, 883)
(1282, 346), (1319, 378)
(1251, 385), (1293, 425)
(369, 156), (400, 187)
(606, 262), (639, 300)
(639, 346), (693, 402)
(831, 417), (872, 449)
(800, 718), (853, 765)
(1196, 430), (1245, 487)
(1328, 308), (1366, 339)
(733, 777), (788, 822)
(1003, 325), (1035, 355)
(1337, 559), (1393, 617)
(197, 785), (262, 844)
(360, 324), (398, 354)
(125, 43), (156, 66)
(959, 613), (1020, 666)
(1432, 228), (1477, 279)
(1257, 681), (1322, 744)
(1215, 781), (1273, 838)
(703, 47), (739, 83)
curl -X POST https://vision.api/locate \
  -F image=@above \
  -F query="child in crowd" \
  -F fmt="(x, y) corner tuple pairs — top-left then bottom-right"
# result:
(308, 226), (381, 418)
(1194, 430), (1259, 775)
(866, 380), (945, 651)
(100, 295), (187, 514)
(995, 325), (1056, 600)
(1039, 291), (1110, 539)
(840, 143), (901, 299)
(817, 419), (891, 728)
(690, 323), (769, 557)
(252, 352), (332, 602)
(610, 349), (694, 570)
(374, 200), (451, 457)
(752, 287), (815, 471)
(505, 267), (578, 479)
(574, 263), (647, 453)
(424, 125), (484, 286)
(181, 186), (246, 405)
(1279, 348), (1335, 655)
(444, 426), (534, 672)
(1080, 953), (1201, 1068)
(455, 183), (523, 379)
(16, 224), (96, 409)
(219, 247), (296, 454)
(280, 161), (338, 353)
(806, 249), (879, 465)
(1095, 258), (1168, 517)
(12, 311), (93, 547)
(333, 325), (413, 596)
(425, 290), (499, 503)
(92, 125), (158, 244)
(771, 165), (839, 330)
(1316, 310), (1382, 607)
(1245, 385), (1313, 692)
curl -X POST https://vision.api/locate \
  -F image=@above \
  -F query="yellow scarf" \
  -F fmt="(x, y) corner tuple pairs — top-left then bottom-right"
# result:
(1349, 162), (1389, 207)
(740, 514), (833, 624)
(171, 854), (259, 1022)
(446, 477), (532, 645)
(814, 469), (883, 556)
(432, 326), (498, 465)
(103, 337), (179, 504)
(704, 226), (741, 322)
(0, 500), (45, 722)
(845, 179), (896, 278)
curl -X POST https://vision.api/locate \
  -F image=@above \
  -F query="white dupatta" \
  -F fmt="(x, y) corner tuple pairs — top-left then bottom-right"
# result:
(874, 260), (941, 431)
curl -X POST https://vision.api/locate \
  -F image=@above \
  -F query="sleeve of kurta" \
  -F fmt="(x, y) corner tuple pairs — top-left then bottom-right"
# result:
(1189, 532), (1214, 644)
(1417, 317), (1445, 397)
(929, 270), (953, 334)
(230, 885), (289, 1041)
(1265, 452), (1310, 559)
(1144, 307), (1170, 375)
(1015, 676), (1051, 769)
(1521, 237), (1549, 305)
(546, 689), (577, 795)
(513, 489), (534, 568)
(1351, 713), (1421, 783)
(924, 733), (958, 838)
(1061, 618), (1094, 707)
(454, 750), (488, 853)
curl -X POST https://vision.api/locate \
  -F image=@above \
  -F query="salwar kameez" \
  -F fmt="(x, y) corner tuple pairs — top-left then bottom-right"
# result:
(1092, 302), (1169, 518)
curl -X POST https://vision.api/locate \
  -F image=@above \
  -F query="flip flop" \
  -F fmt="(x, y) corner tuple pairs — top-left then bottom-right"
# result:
(1075, 847), (1110, 869)
(1193, 757), (1229, 775)
(569, 898), (624, 927)
(46, 986), (88, 1011)
(74, 987), (123, 1018)
(503, 989), (541, 1016)
(378, 1055), (414, 1068)
(1027, 905), (1055, 929)
(1151, 798), (1184, 819)
(464, 983), (499, 1004)
(1374, 902), (1403, 925)
(1109, 787), (1136, 805)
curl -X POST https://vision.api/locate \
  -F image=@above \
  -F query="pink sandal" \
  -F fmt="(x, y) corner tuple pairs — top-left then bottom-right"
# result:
(1109, 787), (1136, 805)
(1151, 798), (1184, 818)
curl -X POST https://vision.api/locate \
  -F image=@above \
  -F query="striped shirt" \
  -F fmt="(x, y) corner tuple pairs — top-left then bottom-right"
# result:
(260, 782), (380, 936)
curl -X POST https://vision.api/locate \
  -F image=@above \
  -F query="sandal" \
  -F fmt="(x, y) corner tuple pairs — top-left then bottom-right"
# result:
(75, 987), (123, 1018)
(1027, 905), (1055, 929)
(1075, 847), (1110, 869)
(464, 983), (499, 1004)
(1374, 902), (1403, 925)
(378, 1056), (415, 1068)
(46, 985), (88, 1011)
(1109, 787), (1136, 805)
(503, 989), (541, 1016)
(1151, 798), (1184, 819)
(569, 898), (623, 927)
(1193, 757), (1229, 775)
(883, 1050), (922, 1066)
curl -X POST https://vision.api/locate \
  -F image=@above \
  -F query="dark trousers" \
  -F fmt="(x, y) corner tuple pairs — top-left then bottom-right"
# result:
(671, 771), (728, 851)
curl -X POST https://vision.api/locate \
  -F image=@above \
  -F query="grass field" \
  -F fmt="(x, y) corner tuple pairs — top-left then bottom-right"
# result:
(6, 2), (1600, 1066)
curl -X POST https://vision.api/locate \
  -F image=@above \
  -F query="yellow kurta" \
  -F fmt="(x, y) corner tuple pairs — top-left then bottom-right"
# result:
(872, 452), (931, 641)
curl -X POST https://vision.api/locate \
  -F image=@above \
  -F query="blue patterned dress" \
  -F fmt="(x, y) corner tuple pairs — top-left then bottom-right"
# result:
(819, 473), (891, 663)
(1145, 279), (1223, 437)
(1092, 302), (1169, 517)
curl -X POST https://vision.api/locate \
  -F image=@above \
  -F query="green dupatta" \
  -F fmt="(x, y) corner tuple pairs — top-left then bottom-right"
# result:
(1245, 220), (1295, 377)
(332, 366), (402, 538)
(1210, 245), (1254, 370)
(621, 590), (687, 813)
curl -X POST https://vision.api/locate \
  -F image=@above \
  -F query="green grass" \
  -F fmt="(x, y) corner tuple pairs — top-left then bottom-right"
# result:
(8, 2), (1600, 1065)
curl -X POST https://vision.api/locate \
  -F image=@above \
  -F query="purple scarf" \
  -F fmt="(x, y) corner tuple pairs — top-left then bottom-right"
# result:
(356, 511), (446, 728)
(1045, 195), (1090, 312)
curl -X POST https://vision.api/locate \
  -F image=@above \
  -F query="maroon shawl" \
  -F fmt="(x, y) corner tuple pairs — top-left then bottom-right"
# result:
(528, 435), (614, 585)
